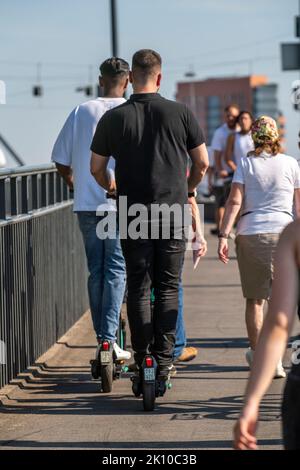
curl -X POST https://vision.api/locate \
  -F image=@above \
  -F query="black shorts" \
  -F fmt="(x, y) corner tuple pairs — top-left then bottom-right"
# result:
(213, 186), (227, 209)
(213, 181), (232, 209)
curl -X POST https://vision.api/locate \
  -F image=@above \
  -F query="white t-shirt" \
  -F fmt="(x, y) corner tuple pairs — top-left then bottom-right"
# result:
(51, 97), (125, 211)
(233, 152), (300, 235)
(233, 132), (254, 167)
(211, 123), (237, 187)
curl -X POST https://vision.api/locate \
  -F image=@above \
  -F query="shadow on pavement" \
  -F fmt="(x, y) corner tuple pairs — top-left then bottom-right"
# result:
(0, 438), (282, 449)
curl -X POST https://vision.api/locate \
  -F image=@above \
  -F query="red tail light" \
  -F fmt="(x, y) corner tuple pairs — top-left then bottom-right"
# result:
(145, 356), (153, 367)
(102, 341), (109, 351)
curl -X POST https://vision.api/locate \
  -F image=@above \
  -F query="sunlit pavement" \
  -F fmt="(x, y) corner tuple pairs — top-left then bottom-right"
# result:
(0, 224), (286, 450)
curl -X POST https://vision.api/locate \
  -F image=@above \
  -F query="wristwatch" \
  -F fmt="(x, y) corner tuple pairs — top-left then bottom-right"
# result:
(218, 233), (229, 239)
(188, 189), (197, 198)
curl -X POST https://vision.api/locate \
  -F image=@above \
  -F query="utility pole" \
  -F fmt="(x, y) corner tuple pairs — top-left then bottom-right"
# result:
(110, 0), (118, 57)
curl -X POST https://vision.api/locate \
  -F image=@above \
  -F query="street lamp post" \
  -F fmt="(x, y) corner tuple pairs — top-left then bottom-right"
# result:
(110, 0), (118, 57)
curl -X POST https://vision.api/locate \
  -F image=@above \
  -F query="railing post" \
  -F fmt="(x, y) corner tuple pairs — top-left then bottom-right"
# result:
(41, 173), (47, 208)
(31, 174), (38, 210)
(56, 173), (62, 203)
(62, 180), (69, 201)
(48, 172), (55, 205)
(10, 178), (17, 216)
(21, 175), (28, 214)
(0, 179), (6, 220)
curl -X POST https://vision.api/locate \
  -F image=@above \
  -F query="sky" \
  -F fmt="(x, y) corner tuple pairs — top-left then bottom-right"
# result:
(0, 0), (300, 167)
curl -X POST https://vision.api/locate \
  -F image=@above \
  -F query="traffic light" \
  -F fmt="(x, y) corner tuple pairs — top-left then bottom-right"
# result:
(32, 85), (43, 97)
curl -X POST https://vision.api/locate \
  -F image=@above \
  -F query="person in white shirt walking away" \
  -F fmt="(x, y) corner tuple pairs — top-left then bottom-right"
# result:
(225, 110), (254, 171)
(218, 115), (300, 378)
(210, 104), (240, 235)
(51, 57), (131, 362)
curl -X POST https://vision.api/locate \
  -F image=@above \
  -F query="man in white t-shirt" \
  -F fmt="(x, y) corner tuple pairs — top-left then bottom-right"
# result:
(51, 58), (131, 361)
(210, 104), (240, 234)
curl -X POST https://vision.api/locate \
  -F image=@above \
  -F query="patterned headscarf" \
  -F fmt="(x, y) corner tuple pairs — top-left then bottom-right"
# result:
(251, 116), (279, 145)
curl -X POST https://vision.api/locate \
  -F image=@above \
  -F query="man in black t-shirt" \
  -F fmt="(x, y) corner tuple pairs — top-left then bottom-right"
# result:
(90, 49), (209, 380)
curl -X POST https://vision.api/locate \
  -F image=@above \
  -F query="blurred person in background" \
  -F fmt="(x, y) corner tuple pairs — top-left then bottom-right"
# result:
(210, 104), (240, 235)
(218, 116), (300, 378)
(225, 110), (254, 172)
(233, 219), (300, 450)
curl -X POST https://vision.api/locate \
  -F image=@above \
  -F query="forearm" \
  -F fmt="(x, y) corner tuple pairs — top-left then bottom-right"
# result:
(220, 200), (241, 235)
(207, 168), (214, 185)
(226, 159), (237, 172)
(93, 169), (116, 193)
(55, 163), (73, 189)
(214, 152), (222, 173)
(189, 196), (203, 239)
(294, 190), (300, 219)
(188, 163), (207, 192)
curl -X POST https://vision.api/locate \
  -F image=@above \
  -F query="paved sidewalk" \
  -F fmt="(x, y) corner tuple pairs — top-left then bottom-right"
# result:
(0, 225), (287, 450)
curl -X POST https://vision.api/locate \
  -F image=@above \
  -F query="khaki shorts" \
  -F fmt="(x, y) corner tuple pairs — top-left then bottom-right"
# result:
(235, 233), (280, 300)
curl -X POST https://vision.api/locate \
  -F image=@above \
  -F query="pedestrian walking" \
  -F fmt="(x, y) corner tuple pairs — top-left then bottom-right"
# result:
(218, 116), (300, 377)
(233, 219), (300, 449)
(225, 110), (254, 172)
(52, 57), (131, 361)
(210, 104), (240, 235)
(90, 49), (209, 386)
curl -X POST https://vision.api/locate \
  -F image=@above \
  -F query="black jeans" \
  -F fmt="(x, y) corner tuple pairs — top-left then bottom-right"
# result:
(282, 363), (300, 449)
(121, 237), (186, 371)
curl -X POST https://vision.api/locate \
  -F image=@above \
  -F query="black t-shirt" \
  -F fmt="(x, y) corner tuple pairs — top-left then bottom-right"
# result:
(90, 93), (205, 208)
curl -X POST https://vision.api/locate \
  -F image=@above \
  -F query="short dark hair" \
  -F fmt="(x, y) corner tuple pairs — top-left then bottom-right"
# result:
(99, 57), (129, 85)
(132, 49), (162, 84)
(238, 110), (254, 121)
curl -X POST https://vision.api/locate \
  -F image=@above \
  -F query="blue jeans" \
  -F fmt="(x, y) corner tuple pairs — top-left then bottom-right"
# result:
(174, 278), (186, 358)
(77, 212), (126, 341)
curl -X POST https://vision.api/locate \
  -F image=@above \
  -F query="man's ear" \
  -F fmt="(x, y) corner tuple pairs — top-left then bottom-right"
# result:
(99, 76), (104, 87)
(129, 71), (133, 84)
(156, 73), (162, 89)
(124, 77), (129, 90)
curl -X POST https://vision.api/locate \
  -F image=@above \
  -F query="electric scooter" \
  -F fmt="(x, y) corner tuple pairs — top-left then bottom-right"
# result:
(90, 311), (128, 392)
(130, 289), (172, 411)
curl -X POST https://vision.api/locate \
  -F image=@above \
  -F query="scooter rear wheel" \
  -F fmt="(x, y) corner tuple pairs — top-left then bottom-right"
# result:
(101, 363), (113, 393)
(142, 382), (156, 411)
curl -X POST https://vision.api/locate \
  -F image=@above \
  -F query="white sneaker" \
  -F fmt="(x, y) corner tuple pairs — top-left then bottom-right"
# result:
(245, 348), (254, 368)
(274, 360), (286, 379)
(246, 349), (286, 378)
(113, 343), (131, 361)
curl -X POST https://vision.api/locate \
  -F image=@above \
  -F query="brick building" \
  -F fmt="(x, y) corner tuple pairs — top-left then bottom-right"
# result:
(176, 75), (281, 145)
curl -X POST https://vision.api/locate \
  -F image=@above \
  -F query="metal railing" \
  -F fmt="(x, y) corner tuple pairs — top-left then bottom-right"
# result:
(0, 163), (73, 220)
(0, 164), (88, 389)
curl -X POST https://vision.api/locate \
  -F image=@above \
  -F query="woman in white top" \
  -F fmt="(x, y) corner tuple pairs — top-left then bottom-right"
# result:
(225, 110), (254, 171)
(218, 116), (300, 378)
